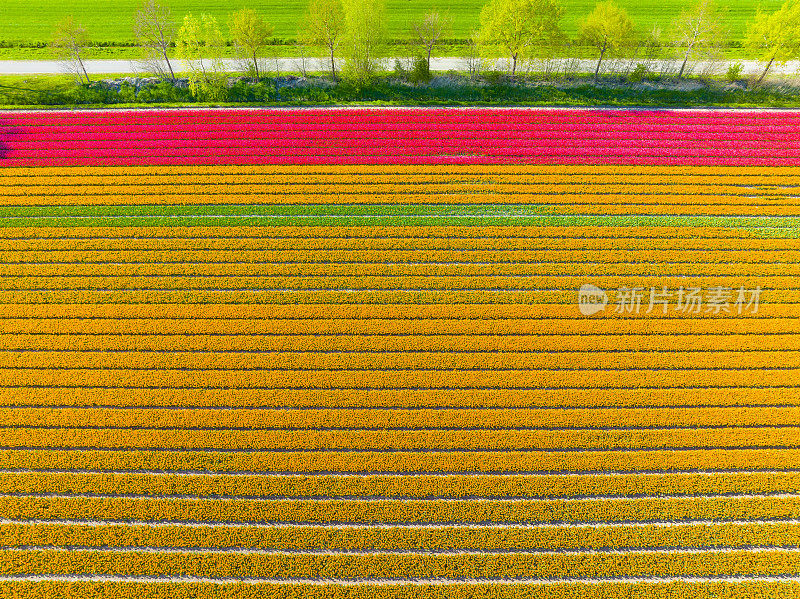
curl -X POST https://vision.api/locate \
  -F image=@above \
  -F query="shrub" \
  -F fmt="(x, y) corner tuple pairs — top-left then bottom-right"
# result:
(483, 70), (503, 85)
(409, 57), (431, 85)
(629, 64), (648, 83)
(393, 59), (407, 80)
(136, 80), (194, 103)
(726, 62), (743, 83)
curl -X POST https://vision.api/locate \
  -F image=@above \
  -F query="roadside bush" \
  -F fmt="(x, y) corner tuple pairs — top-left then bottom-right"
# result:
(227, 80), (276, 102)
(136, 81), (194, 103)
(483, 70), (503, 85)
(629, 64), (648, 83)
(393, 59), (407, 79)
(409, 57), (432, 85)
(117, 83), (136, 103)
(726, 63), (743, 82)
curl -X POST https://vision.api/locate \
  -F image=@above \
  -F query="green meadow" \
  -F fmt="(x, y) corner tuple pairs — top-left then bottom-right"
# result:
(1, 0), (784, 44)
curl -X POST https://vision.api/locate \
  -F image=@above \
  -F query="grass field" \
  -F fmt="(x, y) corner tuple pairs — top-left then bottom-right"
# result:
(0, 108), (799, 595)
(1, 0), (785, 44)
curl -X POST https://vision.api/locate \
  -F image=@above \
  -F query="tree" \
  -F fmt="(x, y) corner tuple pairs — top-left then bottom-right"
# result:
(51, 16), (91, 84)
(463, 29), (484, 79)
(229, 9), (273, 79)
(579, 1), (635, 81)
(176, 13), (226, 99)
(479, 0), (565, 77)
(341, 0), (387, 82)
(302, 0), (345, 80)
(746, 0), (800, 83)
(672, 0), (727, 79)
(411, 11), (452, 75)
(134, 0), (177, 81)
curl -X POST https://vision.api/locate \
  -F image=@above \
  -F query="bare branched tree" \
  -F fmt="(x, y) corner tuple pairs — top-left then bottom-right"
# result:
(479, 0), (565, 77)
(411, 11), (451, 74)
(51, 16), (91, 84)
(302, 0), (345, 80)
(134, 0), (177, 81)
(229, 8), (273, 79)
(579, 0), (635, 81)
(672, 0), (727, 79)
(463, 29), (483, 79)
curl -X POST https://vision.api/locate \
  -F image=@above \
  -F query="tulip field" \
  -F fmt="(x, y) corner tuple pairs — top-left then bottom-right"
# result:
(1, 107), (800, 598)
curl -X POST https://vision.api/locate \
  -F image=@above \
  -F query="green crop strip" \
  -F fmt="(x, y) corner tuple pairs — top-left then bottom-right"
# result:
(2, 204), (800, 230)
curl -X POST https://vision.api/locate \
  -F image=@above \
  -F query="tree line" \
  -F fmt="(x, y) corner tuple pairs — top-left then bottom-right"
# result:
(51, 0), (800, 90)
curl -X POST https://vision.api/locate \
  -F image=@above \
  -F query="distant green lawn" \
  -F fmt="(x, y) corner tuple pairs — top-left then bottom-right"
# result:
(1, 0), (784, 44)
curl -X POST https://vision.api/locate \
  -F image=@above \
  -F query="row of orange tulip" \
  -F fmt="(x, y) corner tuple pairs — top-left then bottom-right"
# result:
(4, 405), (796, 429)
(3, 335), (800, 354)
(0, 448), (796, 474)
(8, 181), (800, 197)
(3, 263), (794, 277)
(4, 581), (800, 599)
(5, 427), (798, 451)
(4, 472), (797, 500)
(0, 274), (778, 290)
(2, 548), (799, 578)
(0, 225), (776, 241)
(2, 350), (797, 371)
(2, 495), (798, 524)
(0, 231), (789, 251)
(0, 368), (795, 389)
(4, 193), (800, 214)
(0, 387), (790, 409)
(5, 249), (799, 265)
(3, 520), (798, 551)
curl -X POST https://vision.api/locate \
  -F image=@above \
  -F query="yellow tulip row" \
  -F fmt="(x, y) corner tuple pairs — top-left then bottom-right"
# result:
(5, 495), (799, 525)
(3, 520), (799, 552)
(6, 166), (800, 184)
(2, 163), (799, 181)
(3, 262), (794, 278)
(0, 262), (800, 278)
(4, 427), (797, 452)
(4, 193), (800, 214)
(5, 249), (800, 267)
(0, 225), (773, 242)
(0, 289), (785, 306)
(6, 183), (800, 199)
(0, 229), (790, 252)
(5, 406), (794, 430)
(6, 301), (764, 319)
(4, 335), (800, 355)
(0, 448), (796, 475)
(4, 581), (800, 599)
(0, 274), (779, 292)
(5, 175), (800, 193)
(2, 548), (800, 578)
(0, 368), (795, 389)
(5, 163), (800, 175)
(2, 350), (798, 372)
(3, 318), (795, 337)
(1, 387), (790, 409)
(4, 471), (799, 500)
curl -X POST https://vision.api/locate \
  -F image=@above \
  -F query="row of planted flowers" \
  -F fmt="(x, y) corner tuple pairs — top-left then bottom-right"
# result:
(5, 109), (800, 166)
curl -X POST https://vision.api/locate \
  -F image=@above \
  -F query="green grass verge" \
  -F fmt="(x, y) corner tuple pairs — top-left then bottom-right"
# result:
(0, 0), (784, 46)
(3, 73), (800, 109)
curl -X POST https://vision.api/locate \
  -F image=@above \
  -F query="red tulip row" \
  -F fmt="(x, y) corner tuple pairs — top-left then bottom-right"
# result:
(5, 109), (800, 166)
